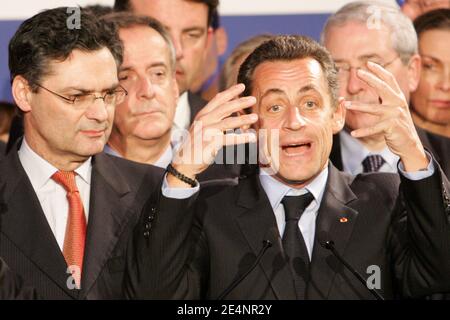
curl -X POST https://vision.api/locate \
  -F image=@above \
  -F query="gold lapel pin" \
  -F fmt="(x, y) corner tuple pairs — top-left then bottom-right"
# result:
(340, 217), (348, 223)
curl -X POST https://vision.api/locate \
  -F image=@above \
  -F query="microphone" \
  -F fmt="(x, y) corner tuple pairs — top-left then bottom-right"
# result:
(217, 227), (278, 300)
(320, 238), (385, 300)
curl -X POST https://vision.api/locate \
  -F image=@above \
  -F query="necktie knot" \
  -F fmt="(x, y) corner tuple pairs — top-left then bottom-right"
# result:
(282, 192), (314, 221)
(52, 171), (79, 193)
(362, 154), (386, 173)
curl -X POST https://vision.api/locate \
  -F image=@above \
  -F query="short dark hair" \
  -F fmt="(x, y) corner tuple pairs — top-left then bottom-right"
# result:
(83, 4), (114, 16)
(9, 7), (123, 92)
(101, 12), (176, 69)
(238, 35), (339, 107)
(114, 0), (219, 27)
(414, 8), (450, 37)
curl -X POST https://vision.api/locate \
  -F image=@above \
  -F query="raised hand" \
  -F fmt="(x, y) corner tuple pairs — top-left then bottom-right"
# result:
(345, 61), (429, 172)
(169, 84), (258, 187)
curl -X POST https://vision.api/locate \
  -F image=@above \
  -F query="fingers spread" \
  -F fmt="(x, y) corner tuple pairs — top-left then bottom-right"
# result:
(200, 83), (246, 115)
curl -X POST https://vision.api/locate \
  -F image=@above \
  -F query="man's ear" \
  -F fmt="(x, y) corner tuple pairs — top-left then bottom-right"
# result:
(331, 97), (346, 134)
(407, 54), (421, 93)
(214, 27), (228, 56)
(205, 26), (214, 49)
(12, 75), (33, 113)
(172, 76), (180, 106)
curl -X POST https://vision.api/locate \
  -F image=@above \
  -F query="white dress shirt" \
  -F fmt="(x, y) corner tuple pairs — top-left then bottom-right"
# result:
(18, 139), (92, 251)
(259, 167), (328, 260)
(340, 130), (400, 175)
(104, 144), (173, 169)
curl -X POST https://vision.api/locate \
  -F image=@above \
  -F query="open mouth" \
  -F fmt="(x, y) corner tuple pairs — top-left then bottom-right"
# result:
(281, 142), (312, 155)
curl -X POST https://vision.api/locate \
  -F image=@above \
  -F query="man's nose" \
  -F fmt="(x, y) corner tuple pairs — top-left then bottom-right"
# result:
(285, 106), (307, 130)
(346, 67), (366, 96)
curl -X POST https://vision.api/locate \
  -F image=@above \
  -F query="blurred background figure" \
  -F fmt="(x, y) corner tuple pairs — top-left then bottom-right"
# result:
(0, 101), (14, 145)
(322, 1), (450, 177)
(114, 0), (217, 131)
(190, 10), (228, 101)
(219, 34), (273, 91)
(399, 0), (450, 20)
(411, 8), (450, 138)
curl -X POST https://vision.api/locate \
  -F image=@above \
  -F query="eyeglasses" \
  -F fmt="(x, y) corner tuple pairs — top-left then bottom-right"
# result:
(36, 84), (128, 108)
(335, 56), (401, 79)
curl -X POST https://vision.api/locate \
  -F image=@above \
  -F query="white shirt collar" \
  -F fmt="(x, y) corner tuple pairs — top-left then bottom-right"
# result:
(153, 145), (173, 169)
(259, 165), (329, 212)
(18, 138), (92, 190)
(173, 92), (191, 131)
(340, 130), (399, 175)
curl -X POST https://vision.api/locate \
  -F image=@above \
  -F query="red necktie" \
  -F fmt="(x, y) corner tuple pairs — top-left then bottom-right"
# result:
(52, 171), (86, 289)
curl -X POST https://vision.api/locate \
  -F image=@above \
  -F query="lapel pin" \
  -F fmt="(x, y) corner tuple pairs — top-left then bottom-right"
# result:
(339, 217), (348, 223)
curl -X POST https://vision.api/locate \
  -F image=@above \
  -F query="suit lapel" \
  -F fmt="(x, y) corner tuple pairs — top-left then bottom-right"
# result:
(0, 150), (77, 298)
(329, 134), (344, 171)
(416, 126), (442, 163)
(79, 154), (132, 298)
(234, 174), (297, 300)
(188, 91), (207, 123)
(307, 164), (359, 299)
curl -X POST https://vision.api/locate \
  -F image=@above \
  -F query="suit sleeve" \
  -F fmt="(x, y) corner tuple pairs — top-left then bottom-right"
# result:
(389, 159), (450, 298)
(123, 183), (208, 299)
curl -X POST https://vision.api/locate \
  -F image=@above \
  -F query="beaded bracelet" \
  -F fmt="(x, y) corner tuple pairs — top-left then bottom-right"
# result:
(166, 163), (198, 187)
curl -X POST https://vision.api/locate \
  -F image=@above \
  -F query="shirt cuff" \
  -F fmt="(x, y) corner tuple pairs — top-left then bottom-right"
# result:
(161, 173), (200, 199)
(398, 151), (435, 180)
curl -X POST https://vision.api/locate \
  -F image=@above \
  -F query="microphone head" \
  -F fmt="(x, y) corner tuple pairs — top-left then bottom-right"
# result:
(317, 232), (334, 250)
(262, 239), (272, 248)
(322, 240), (335, 250)
(262, 227), (280, 248)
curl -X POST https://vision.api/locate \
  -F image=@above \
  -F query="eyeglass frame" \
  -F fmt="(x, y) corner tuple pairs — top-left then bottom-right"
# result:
(35, 83), (128, 106)
(335, 55), (402, 77)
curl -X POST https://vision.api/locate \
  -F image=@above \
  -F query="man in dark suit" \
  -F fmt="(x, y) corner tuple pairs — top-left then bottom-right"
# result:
(0, 8), (164, 299)
(124, 35), (450, 300)
(321, 1), (450, 177)
(114, 0), (217, 130)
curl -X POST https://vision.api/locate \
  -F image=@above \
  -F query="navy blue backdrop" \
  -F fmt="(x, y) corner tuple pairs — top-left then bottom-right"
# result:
(0, 14), (330, 102)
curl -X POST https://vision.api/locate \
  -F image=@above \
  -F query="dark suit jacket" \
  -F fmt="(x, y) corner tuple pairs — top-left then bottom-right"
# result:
(330, 127), (450, 178)
(0, 175), (36, 300)
(125, 162), (450, 300)
(188, 91), (206, 124)
(0, 146), (164, 299)
(0, 257), (36, 299)
(0, 141), (5, 158)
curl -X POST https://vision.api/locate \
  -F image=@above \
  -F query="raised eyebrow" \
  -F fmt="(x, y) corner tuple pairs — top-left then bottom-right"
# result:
(260, 88), (285, 100)
(298, 85), (322, 95)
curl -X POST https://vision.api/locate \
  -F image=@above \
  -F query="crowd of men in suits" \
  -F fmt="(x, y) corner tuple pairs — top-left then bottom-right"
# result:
(1, 0), (450, 300)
